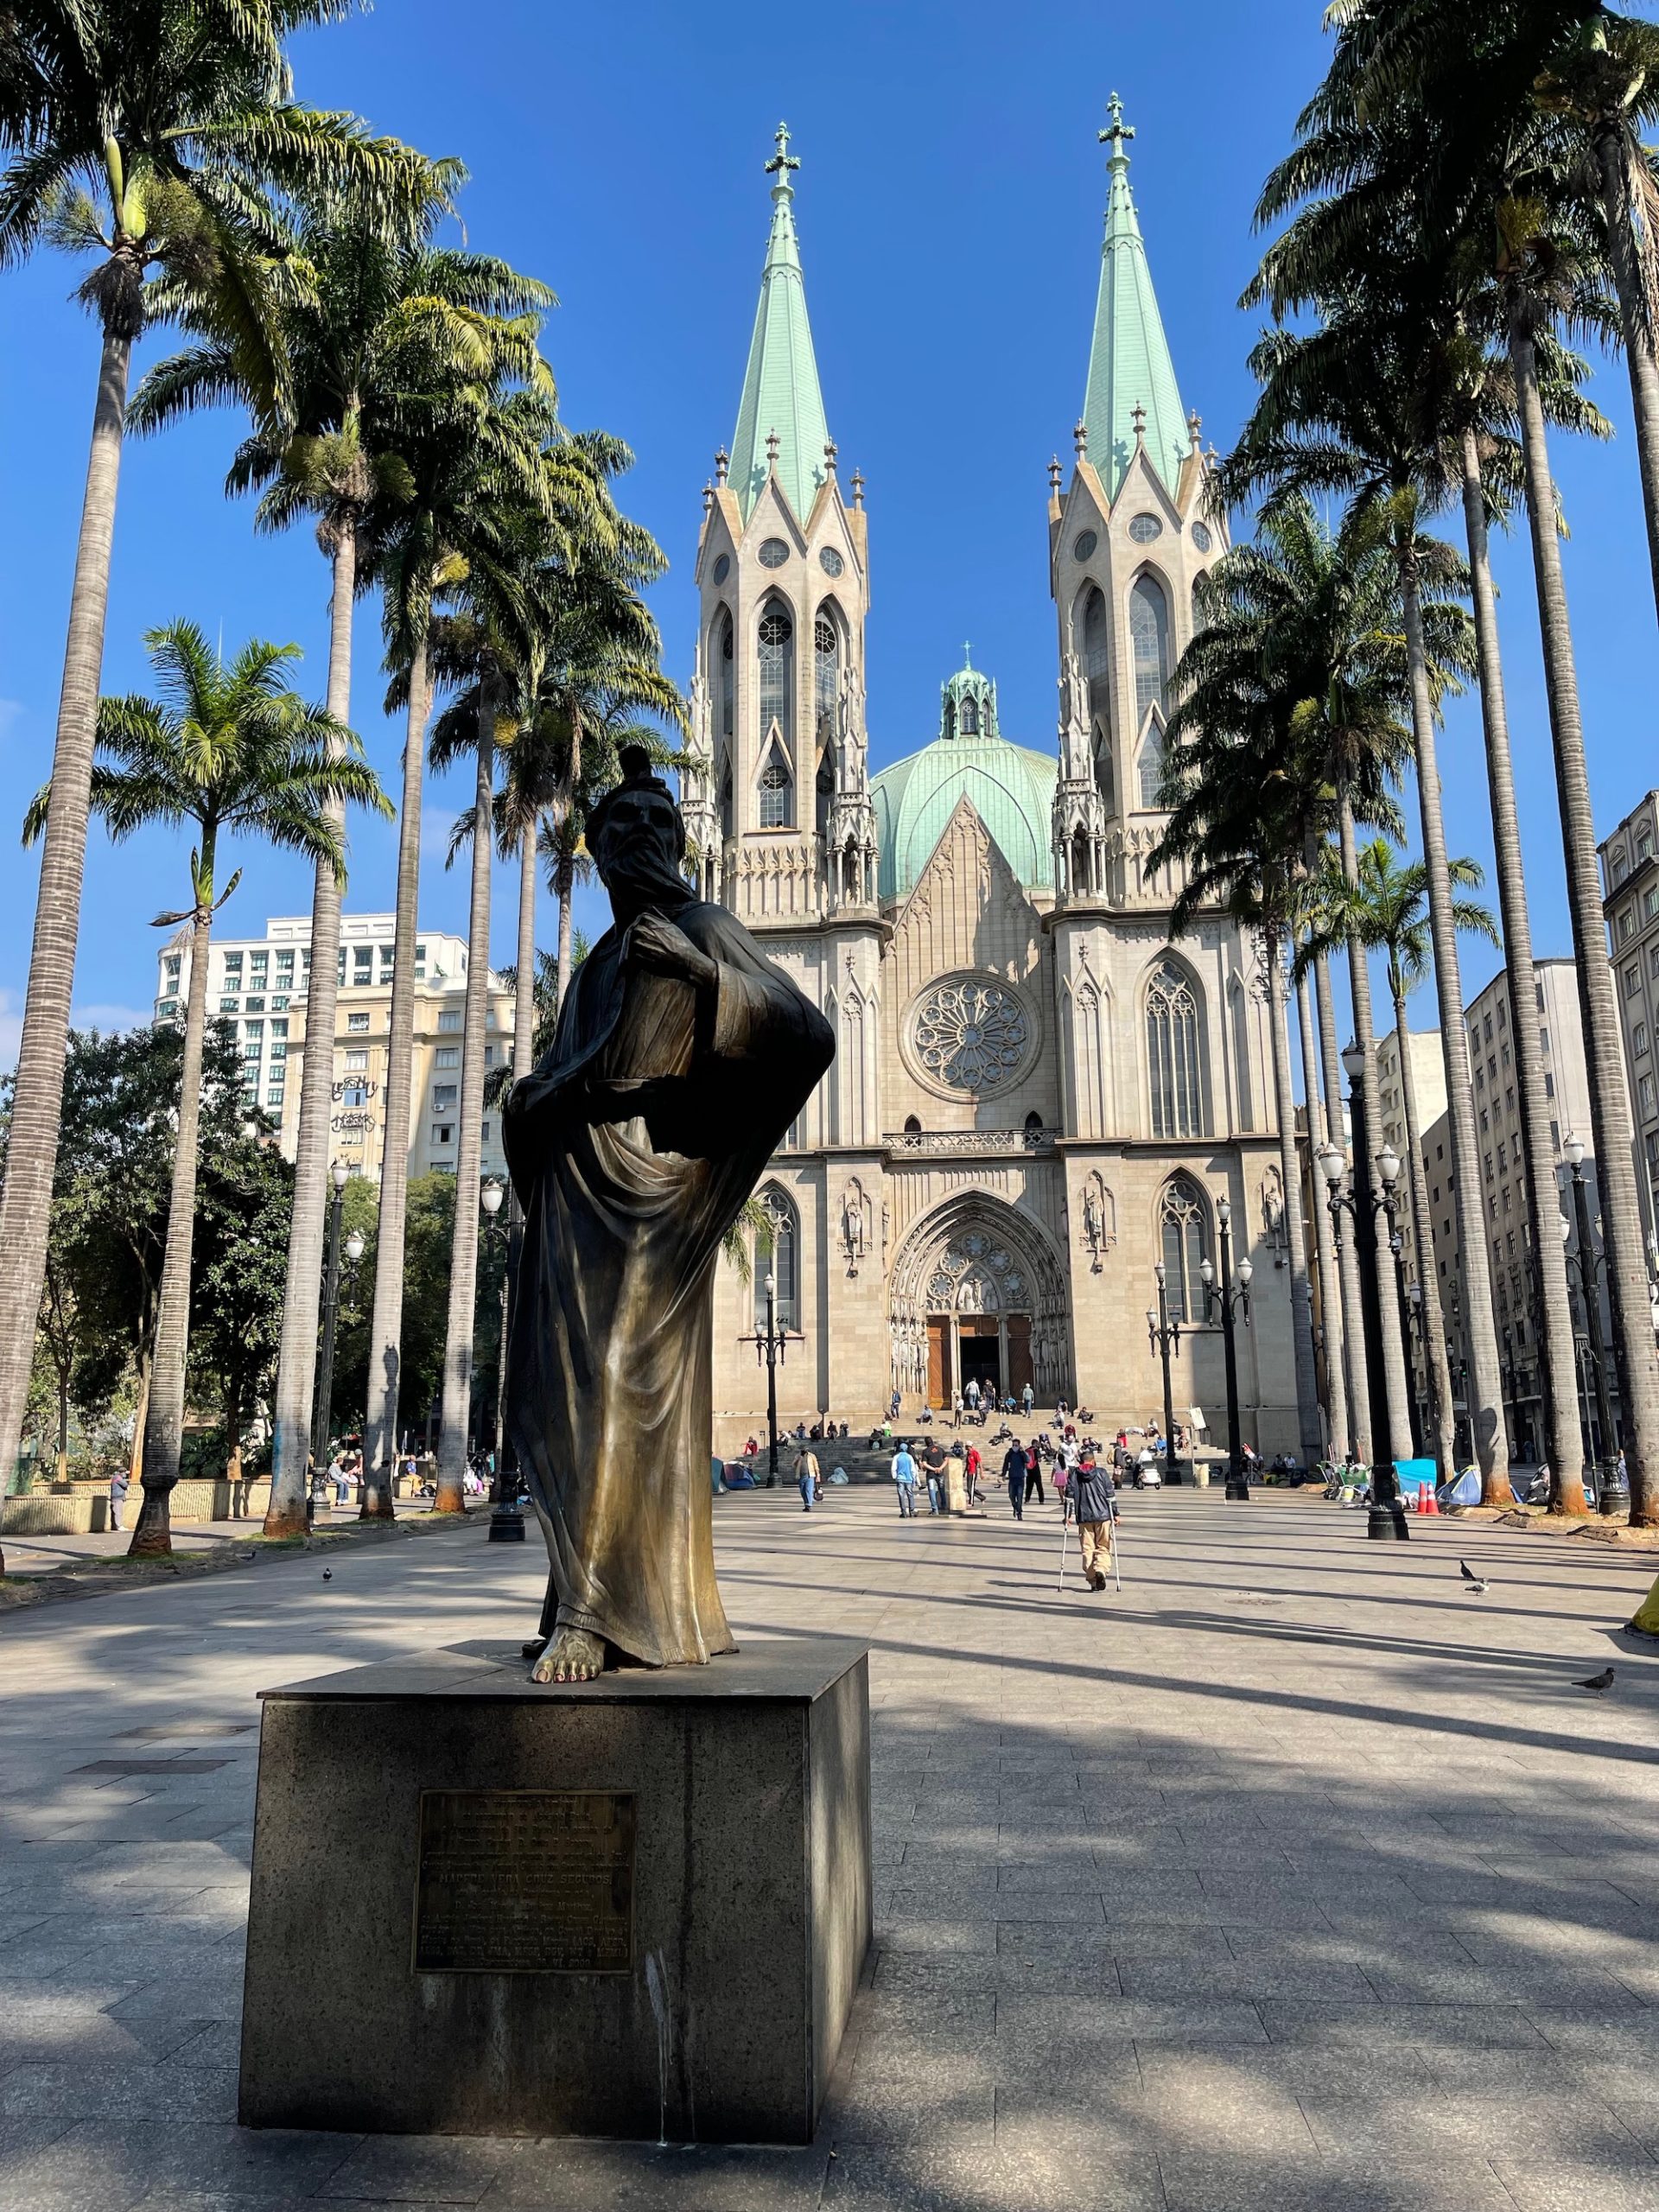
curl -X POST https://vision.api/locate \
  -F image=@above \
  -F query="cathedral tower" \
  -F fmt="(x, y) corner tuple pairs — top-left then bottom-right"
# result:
(687, 125), (877, 929)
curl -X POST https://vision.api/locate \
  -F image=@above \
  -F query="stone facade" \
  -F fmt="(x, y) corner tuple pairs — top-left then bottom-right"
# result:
(688, 116), (1301, 1453)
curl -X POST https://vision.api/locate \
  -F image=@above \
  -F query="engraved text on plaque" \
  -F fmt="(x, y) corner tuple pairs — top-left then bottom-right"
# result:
(413, 1790), (635, 1974)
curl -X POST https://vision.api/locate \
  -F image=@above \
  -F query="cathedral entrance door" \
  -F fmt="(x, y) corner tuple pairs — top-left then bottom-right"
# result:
(1006, 1314), (1033, 1401)
(958, 1319), (1001, 1403)
(926, 1317), (951, 1409)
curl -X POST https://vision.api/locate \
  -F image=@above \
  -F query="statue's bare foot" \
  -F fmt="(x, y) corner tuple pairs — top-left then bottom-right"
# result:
(531, 1628), (607, 1683)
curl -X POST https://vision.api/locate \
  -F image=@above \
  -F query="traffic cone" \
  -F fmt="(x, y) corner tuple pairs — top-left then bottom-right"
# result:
(1423, 1484), (1439, 1516)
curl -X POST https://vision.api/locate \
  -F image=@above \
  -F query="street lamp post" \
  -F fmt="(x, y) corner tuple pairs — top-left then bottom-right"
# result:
(312, 1159), (359, 1475)
(741, 1274), (786, 1487)
(1198, 1196), (1253, 1501)
(1319, 1117), (1410, 1541)
(1147, 1262), (1183, 1484)
(1563, 1135), (1620, 1516)
(1406, 1281), (1430, 1452)
(479, 1179), (524, 1541)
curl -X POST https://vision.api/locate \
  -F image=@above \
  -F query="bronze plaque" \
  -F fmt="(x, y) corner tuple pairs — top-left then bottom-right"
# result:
(413, 1789), (635, 1974)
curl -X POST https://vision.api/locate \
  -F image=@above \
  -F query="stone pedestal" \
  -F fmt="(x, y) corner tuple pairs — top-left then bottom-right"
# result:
(238, 1637), (870, 2145)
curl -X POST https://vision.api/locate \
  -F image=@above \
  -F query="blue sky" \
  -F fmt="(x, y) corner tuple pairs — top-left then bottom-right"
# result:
(3, 0), (1656, 1068)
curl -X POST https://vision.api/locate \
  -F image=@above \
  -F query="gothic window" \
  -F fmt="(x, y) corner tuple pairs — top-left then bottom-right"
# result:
(959, 694), (979, 736)
(1147, 957), (1205, 1138)
(758, 736), (793, 829)
(1160, 1175), (1210, 1324)
(1082, 584), (1110, 719)
(754, 1185), (798, 1330)
(1130, 574), (1170, 725)
(813, 607), (840, 733)
(717, 609), (734, 739)
(758, 601), (792, 735)
(1137, 722), (1166, 809)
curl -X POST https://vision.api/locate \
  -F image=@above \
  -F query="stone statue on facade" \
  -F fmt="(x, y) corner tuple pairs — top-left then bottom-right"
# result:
(503, 747), (835, 1681)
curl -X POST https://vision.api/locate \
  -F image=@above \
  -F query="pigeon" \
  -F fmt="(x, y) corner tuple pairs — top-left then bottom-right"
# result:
(1459, 1560), (1491, 1594)
(321, 1567), (333, 1583)
(1575, 1666), (1615, 1695)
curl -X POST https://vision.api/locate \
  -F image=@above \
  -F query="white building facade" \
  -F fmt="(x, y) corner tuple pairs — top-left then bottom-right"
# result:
(689, 112), (1300, 1447)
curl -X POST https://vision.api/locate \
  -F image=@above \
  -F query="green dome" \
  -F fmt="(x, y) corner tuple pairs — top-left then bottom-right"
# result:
(872, 654), (1057, 899)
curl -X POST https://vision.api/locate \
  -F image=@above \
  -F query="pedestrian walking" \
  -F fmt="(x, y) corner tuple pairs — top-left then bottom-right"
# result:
(965, 1440), (982, 1505)
(1070, 1453), (1117, 1592)
(1002, 1437), (1028, 1520)
(1023, 1442), (1046, 1506)
(888, 1389), (901, 1421)
(795, 1445), (820, 1512)
(964, 1376), (981, 1417)
(1021, 1382), (1034, 1417)
(108, 1464), (129, 1533)
(891, 1440), (919, 1517)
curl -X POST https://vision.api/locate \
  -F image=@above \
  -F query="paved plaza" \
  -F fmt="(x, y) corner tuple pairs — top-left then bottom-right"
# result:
(4, 1484), (1659, 2209)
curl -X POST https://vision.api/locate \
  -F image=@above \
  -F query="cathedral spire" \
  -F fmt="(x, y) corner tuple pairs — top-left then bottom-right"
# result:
(1080, 94), (1189, 500)
(730, 123), (832, 524)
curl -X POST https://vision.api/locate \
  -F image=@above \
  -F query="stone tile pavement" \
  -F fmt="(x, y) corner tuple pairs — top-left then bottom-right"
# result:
(3, 1483), (1659, 2208)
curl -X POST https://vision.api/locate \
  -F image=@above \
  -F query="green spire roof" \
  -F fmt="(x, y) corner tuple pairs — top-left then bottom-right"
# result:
(1081, 95), (1190, 499)
(730, 124), (831, 525)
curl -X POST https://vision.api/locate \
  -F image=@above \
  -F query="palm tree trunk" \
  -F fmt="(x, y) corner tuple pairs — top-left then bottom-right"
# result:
(363, 636), (431, 1490)
(267, 521), (357, 1535)
(1297, 962), (1349, 1459)
(1459, 429), (1586, 1515)
(1313, 944), (1371, 1459)
(435, 689), (495, 1513)
(1267, 928), (1325, 1463)
(1396, 555), (1510, 1496)
(515, 828), (537, 1084)
(1338, 797), (1414, 1461)
(1393, 986), (1456, 1477)
(129, 868), (216, 1558)
(555, 845), (576, 1014)
(1596, 128), (1659, 626)
(1510, 318), (1659, 1524)
(0, 327), (131, 1497)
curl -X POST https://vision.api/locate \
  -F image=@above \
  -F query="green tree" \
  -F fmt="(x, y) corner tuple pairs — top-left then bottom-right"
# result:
(1299, 842), (1503, 1485)
(0, 0), (429, 1500)
(23, 622), (385, 1553)
(1252, 7), (1655, 1510)
(188, 1128), (294, 1482)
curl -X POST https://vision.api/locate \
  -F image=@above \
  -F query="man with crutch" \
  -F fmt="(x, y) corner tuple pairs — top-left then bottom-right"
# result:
(1060, 1448), (1120, 1594)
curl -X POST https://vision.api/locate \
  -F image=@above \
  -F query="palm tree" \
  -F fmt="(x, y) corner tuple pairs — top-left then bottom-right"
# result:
(357, 376), (579, 1510)
(1253, 19), (1606, 1516)
(1160, 494), (1435, 1462)
(1262, 12), (1659, 1516)
(126, 168), (505, 1522)
(22, 620), (386, 1554)
(0, 0), (428, 1509)
(1300, 842), (1502, 1483)
(1293, 960), (1350, 1458)
(1224, 298), (1512, 1491)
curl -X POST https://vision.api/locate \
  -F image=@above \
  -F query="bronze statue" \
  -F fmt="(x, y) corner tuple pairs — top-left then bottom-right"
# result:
(503, 747), (835, 1681)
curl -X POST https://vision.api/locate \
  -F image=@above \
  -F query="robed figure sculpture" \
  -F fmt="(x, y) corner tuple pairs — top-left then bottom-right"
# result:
(503, 747), (835, 1681)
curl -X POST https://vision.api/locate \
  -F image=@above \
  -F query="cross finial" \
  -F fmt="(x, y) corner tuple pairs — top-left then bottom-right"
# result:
(715, 445), (729, 486)
(1187, 408), (1202, 450)
(1100, 92), (1135, 164)
(766, 121), (800, 187)
(702, 480), (713, 515)
(1073, 418), (1089, 457)
(1131, 401), (1147, 442)
(766, 426), (780, 467)
(823, 436), (838, 475)
(1048, 454), (1063, 492)
(851, 467), (865, 510)
(963, 642), (973, 670)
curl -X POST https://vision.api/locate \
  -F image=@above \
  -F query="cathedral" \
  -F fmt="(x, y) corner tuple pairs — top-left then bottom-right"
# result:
(683, 105), (1300, 1451)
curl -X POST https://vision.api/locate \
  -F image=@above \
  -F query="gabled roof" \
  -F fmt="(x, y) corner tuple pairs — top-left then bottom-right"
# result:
(1081, 95), (1189, 500)
(730, 124), (831, 526)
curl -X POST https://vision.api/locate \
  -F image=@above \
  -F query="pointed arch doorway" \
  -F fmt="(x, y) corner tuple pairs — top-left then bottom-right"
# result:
(891, 1196), (1068, 1409)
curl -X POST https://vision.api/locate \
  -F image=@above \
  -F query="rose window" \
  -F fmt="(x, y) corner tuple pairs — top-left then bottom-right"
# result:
(912, 979), (1029, 1092)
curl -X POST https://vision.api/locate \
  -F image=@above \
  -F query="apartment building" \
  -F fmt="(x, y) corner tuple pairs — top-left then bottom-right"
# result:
(1375, 1027), (1447, 1179)
(154, 913), (513, 1185)
(1420, 957), (1618, 1462)
(1599, 791), (1659, 1255)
